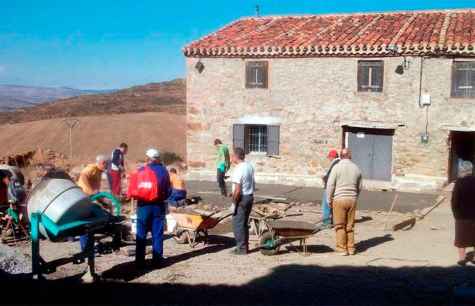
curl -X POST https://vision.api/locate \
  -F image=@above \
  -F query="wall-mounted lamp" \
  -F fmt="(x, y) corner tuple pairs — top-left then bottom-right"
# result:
(395, 57), (411, 74)
(395, 65), (405, 75)
(195, 60), (205, 73)
(387, 44), (410, 74)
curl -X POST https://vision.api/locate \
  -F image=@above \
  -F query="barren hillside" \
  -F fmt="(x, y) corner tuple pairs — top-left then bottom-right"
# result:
(0, 84), (110, 111)
(0, 79), (185, 124)
(0, 112), (186, 163)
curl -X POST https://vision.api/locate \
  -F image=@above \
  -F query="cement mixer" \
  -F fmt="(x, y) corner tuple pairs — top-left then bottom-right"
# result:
(27, 174), (124, 279)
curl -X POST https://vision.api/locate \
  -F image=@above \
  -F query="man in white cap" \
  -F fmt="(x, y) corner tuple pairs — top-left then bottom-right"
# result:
(129, 148), (171, 268)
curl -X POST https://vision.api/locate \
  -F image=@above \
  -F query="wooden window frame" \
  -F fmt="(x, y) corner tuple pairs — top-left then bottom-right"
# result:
(245, 61), (268, 89)
(451, 61), (475, 98)
(357, 60), (384, 93)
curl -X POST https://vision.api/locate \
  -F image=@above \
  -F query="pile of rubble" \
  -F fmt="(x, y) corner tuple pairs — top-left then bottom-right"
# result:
(0, 243), (31, 275)
(30, 148), (68, 167)
(0, 148), (68, 169)
(0, 151), (35, 167)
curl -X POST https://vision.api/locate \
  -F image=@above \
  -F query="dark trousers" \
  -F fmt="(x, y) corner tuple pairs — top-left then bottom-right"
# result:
(136, 204), (165, 265)
(217, 169), (227, 196)
(232, 195), (254, 252)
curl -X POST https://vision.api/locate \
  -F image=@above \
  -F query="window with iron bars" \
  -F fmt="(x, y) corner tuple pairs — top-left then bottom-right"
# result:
(246, 125), (268, 153)
(452, 61), (475, 98)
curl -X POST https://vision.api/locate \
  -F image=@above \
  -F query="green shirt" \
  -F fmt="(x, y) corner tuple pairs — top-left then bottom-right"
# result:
(6, 207), (19, 224)
(216, 144), (230, 173)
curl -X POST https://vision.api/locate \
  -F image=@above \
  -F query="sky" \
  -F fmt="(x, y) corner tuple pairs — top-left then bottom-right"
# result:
(0, 1), (473, 89)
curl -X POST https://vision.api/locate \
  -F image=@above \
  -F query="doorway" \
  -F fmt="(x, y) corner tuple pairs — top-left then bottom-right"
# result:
(345, 127), (394, 181)
(449, 131), (475, 182)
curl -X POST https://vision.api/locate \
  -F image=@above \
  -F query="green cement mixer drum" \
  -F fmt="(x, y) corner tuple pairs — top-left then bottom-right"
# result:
(27, 178), (95, 239)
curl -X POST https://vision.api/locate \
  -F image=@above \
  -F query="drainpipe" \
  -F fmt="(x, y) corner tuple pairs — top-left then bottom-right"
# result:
(418, 56), (430, 144)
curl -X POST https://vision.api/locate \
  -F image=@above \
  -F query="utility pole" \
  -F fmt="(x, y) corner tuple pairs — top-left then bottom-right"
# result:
(62, 118), (79, 160)
(255, 4), (260, 17)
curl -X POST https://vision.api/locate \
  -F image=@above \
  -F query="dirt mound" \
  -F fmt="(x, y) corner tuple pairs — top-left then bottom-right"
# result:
(0, 79), (185, 125)
(0, 112), (186, 164)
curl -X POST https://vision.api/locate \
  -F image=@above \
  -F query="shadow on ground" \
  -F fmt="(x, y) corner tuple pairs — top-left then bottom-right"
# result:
(356, 234), (394, 253)
(2, 263), (475, 305)
(103, 235), (235, 281)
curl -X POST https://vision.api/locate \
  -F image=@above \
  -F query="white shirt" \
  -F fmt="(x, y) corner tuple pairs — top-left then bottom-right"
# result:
(231, 161), (255, 195)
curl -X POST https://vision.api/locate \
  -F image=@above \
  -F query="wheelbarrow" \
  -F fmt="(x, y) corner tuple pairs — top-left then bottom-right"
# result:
(249, 201), (302, 237)
(170, 208), (232, 248)
(259, 219), (326, 256)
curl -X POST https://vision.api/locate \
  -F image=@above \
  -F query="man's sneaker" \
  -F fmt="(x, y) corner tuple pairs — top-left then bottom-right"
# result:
(81, 270), (100, 283)
(336, 251), (349, 256)
(348, 250), (356, 256)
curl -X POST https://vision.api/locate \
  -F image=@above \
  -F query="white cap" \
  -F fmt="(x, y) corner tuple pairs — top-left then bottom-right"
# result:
(146, 148), (160, 160)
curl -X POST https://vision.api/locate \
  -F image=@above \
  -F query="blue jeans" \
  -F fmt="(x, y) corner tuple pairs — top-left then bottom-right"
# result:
(167, 189), (187, 207)
(80, 234), (89, 252)
(322, 190), (332, 225)
(136, 204), (165, 265)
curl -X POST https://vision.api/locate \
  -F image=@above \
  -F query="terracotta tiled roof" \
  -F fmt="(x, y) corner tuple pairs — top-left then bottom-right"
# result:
(184, 9), (475, 57)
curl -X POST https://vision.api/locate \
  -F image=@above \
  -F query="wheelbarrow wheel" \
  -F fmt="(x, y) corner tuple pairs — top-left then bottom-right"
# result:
(259, 231), (279, 256)
(173, 230), (189, 244)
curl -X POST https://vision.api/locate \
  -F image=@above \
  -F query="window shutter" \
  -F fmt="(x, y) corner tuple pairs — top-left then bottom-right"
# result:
(372, 63), (383, 92)
(471, 68), (475, 97)
(267, 125), (280, 156)
(261, 61), (268, 88)
(245, 63), (254, 88)
(233, 124), (245, 151)
(357, 63), (367, 91)
(451, 63), (459, 97)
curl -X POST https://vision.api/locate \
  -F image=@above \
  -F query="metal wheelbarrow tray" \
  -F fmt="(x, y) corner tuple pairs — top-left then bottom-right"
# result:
(259, 219), (326, 256)
(170, 208), (232, 248)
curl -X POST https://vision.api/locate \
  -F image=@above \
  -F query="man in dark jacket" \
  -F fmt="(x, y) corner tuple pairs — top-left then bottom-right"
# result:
(108, 143), (128, 197)
(134, 148), (170, 268)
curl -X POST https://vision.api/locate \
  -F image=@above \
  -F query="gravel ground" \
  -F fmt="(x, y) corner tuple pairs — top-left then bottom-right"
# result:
(0, 243), (31, 275)
(1, 186), (474, 305)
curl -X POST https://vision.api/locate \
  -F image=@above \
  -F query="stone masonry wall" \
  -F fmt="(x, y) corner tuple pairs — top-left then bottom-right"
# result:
(186, 56), (475, 192)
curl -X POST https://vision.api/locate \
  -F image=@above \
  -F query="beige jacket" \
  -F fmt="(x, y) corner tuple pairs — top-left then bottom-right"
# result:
(326, 159), (363, 202)
(77, 164), (103, 195)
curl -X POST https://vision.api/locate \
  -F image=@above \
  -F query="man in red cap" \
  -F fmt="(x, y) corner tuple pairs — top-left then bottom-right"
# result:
(321, 149), (340, 227)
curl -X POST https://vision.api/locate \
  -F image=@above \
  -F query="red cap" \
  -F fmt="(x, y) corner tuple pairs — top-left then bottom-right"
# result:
(327, 149), (339, 159)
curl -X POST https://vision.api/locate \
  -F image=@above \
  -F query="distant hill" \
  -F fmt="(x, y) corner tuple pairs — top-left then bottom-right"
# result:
(0, 79), (185, 124)
(0, 112), (186, 163)
(0, 84), (111, 111)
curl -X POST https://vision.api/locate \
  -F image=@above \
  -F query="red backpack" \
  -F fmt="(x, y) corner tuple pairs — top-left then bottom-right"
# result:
(127, 166), (160, 202)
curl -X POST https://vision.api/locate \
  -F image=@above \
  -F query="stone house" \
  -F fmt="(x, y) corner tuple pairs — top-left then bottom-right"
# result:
(184, 9), (475, 191)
